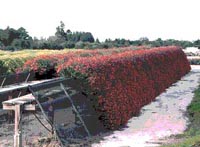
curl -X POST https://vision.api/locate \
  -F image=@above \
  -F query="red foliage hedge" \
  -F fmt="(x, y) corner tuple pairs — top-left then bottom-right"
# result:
(57, 46), (191, 129)
(21, 47), (136, 75)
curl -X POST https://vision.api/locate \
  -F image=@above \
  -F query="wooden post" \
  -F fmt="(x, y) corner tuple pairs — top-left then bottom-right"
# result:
(0, 77), (6, 88)
(14, 104), (22, 147)
(2, 94), (38, 147)
(25, 72), (30, 83)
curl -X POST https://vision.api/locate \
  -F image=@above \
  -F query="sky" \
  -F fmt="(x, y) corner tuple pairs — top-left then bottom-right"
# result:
(0, 0), (200, 41)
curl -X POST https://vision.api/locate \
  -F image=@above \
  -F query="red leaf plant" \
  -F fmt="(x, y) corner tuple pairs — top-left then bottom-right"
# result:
(57, 46), (191, 129)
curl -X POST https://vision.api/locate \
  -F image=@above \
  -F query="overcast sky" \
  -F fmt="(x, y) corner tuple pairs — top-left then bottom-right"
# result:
(0, 0), (200, 41)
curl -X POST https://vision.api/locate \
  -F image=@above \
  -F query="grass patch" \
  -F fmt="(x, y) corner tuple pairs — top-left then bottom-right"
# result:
(162, 135), (200, 147)
(162, 86), (200, 147)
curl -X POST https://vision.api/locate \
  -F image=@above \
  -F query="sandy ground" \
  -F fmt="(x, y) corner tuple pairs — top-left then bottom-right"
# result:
(92, 65), (200, 147)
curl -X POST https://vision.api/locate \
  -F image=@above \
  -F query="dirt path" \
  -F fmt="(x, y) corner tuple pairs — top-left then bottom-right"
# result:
(92, 65), (200, 147)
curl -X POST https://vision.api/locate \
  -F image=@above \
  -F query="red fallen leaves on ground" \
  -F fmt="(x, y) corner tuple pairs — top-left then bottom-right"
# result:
(57, 46), (191, 129)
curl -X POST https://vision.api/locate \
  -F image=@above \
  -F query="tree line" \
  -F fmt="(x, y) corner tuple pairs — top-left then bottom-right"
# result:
(0, 21), (200, 51)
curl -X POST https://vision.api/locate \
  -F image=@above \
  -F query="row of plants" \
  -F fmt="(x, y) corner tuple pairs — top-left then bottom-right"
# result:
(20, 46), (139, 76)
(0, 49), (80, 75)
(55, 46), (190, 129)
(0, 46), (142, 77)
(6, 46), (190, 129)
(0, 57), (32, 75)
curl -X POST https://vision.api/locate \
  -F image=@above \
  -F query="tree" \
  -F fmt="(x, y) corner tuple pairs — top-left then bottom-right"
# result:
(18, 27), (30, 39)
(75, 41), (85, 49)
(66, 29), (72, 34)
(7, 27), (20, 46)
(151, 38), (163, 47)
(0, 41), (4, 49)
(0, 29), (9, 46)
(95, 38), (100, 43)
(80, 32), (94, 43)
(194, 40), (200, 48)
(0, 26), (32, 50)
(139, 37), (149, 45)
(11, 39), (22, 49)
(55, 21), (67, 41)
